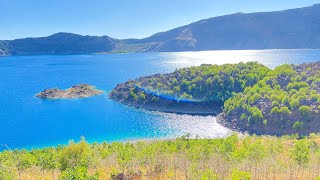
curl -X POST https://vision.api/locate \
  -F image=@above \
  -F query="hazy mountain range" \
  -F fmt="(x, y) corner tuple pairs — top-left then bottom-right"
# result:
(1, 3), (320, 56)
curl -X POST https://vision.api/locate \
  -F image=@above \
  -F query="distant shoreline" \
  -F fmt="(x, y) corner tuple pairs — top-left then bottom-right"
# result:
(1, 48), (320, 58)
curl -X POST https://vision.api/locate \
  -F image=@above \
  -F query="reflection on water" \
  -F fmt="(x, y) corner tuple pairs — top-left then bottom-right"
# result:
(157, 49), (320, 69)
(154, 112), (231, 139)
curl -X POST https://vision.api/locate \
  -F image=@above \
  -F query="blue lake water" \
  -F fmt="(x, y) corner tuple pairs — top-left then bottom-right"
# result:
(0, 49), (320, 150)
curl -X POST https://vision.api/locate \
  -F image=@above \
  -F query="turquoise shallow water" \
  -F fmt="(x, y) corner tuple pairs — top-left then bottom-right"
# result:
(0, 49), (320, 150)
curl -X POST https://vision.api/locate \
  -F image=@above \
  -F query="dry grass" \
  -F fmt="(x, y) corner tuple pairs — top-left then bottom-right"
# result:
(3, 134), (320, 180)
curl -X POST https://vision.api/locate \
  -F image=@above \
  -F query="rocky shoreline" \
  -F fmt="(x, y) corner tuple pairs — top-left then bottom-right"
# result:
(217, 111), (320, 136)
(109, 62), (270, 116)
(109, 81), (223, 115)
(36, 84), (103, 99)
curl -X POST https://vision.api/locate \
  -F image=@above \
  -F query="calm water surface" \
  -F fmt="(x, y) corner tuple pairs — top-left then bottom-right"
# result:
(0, 49), (320, 150)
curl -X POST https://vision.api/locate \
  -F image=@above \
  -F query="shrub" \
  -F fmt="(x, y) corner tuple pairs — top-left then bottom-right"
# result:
(299, 106), (311, 116)
(139, 93), (146, 100)
(279, 106), (291, 115)
(171, 78), (178, 84)
(231, 169), (251, 180)
(282, 96), (290, 105)
(290, 140), (310, 167)
(173, 86), (180, 92)
(58, 138), (92, 171)
(272, 101), (280, 107)
(293, 121), (303, 130)
(180, 92), (192, 99)
(287, 82), (309, 91)
(59, 166), (99, 180)
(290, 99), (300, 109)
(240, 113), (247, 120)
(249, 93), (261, 104)
(270, 94), (281, 103)
(263, 119), (267, 126)
(129, 91), (138, 100)
(311, 94), (320, 101)
(248, 106), (263, 122)
(271, 107), (279, 114)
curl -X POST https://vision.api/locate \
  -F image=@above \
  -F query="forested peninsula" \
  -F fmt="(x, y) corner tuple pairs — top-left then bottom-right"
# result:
(110, 62), (320, 136)
(109, 62), (270, 114)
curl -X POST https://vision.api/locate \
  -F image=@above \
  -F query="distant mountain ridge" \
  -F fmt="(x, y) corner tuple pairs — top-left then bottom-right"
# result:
(1, 3), (320, 56)
(0, 33), (118, 56)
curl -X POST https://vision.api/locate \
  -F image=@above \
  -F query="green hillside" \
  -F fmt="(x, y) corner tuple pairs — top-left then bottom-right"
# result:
(221, 62), (320, 135)
(109, 62), (270, 114)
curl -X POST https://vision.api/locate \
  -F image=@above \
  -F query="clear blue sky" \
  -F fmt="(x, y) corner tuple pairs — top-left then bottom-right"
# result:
(1, 0), (320, 40)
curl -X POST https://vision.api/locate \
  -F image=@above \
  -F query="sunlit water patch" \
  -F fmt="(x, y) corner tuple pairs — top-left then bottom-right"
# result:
(152, 112), (231, 139)
(156, 49), (320, 69)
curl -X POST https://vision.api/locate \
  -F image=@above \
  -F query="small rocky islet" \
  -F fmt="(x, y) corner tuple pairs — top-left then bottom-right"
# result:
(36, 84), (103, 99)
(110, 61), (320, 136)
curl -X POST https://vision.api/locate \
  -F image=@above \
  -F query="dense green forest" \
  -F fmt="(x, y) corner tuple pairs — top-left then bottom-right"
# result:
(109, 62), (270, 114)
(222, 62), (320, 135)
(2, 134), (320, 179)
(135, 62), (270, 101)
(112, 62), (270, 102)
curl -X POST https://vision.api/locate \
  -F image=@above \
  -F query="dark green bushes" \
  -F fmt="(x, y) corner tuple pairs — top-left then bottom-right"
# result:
(133, 62), (270, 103)
(223, 62), (320, 134)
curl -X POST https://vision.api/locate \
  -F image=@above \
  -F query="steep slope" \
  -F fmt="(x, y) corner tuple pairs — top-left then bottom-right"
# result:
(135, 3), (320, 52)
(219, 62), (320, 136)
(1, 3), (320, 55)
(0, 40), (10, 56)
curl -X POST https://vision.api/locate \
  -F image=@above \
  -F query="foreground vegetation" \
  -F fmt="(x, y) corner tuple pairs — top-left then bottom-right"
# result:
(222, 62), (320, 135)
(3, 134), (320, 179)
